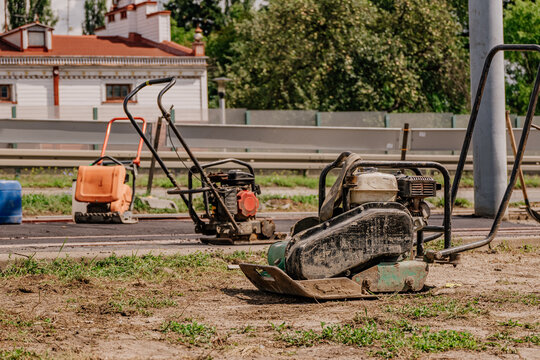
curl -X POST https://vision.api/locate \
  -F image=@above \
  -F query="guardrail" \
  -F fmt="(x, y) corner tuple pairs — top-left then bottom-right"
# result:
(1, 119), (539, 172)
(1, 149), (540, 172)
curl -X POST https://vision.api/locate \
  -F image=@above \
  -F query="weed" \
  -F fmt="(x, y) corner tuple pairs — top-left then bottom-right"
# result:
(0, 348), (45, 359)
(387, 298), (485, 319)
(427, 197), (472, 208)
(412, 329), (478, 352)
(22, 194), (71, 215)
(107, 293), (178, 316)
(161, 320), (216, 345)
(272, 320), (480, 358)
(0, 252), (259, 281)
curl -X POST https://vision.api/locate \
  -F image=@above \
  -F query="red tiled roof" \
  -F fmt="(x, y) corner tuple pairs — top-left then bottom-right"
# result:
(0, 34), (192, 57)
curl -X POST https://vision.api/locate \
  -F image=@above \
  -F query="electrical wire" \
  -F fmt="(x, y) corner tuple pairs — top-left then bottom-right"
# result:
(166, 123), (203, 186)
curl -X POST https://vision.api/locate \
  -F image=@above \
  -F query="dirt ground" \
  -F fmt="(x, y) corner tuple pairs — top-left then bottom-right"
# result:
(0, 247), (538, 360)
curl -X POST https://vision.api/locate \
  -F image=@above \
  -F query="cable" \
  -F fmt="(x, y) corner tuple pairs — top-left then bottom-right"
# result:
(166, 124), (203, 186)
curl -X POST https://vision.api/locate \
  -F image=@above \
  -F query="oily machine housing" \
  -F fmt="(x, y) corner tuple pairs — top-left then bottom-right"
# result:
(240, 44), (540, 299)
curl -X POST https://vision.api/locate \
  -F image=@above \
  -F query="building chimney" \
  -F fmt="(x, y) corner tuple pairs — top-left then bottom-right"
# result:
(192, 25), (205, 56)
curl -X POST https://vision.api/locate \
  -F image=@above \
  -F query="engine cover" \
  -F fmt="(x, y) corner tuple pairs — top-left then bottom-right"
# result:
(284, 202), (413, 280)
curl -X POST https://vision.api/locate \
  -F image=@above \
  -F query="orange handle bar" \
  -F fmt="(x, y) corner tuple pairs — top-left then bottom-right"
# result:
(99, 117), (147, 166)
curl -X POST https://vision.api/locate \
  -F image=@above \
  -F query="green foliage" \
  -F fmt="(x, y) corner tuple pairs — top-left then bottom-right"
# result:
(0, 348), (44, 360)
(166, 0), (224, 35)
(0, 251), (259, 280)
(387, 298), (485, 319)
(272, 320), (478, 357)
(161, 320), (216, 345)
(22, 194), (71, 215)
(504, 0), (540, 115)
(225, 0), (468, 113)
(170, 18), (195, 47)
(82, 0), (107, 35)
(7, 0), (58, 29)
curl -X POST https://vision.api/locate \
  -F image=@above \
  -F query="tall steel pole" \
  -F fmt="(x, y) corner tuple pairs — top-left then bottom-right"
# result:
(469, 0), (507, 217)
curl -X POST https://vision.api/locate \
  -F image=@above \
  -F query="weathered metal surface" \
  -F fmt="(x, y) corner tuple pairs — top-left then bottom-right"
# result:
(285, 202), (414, 280)
(352, 260), (429, 293)
(239, 264), (377, 300)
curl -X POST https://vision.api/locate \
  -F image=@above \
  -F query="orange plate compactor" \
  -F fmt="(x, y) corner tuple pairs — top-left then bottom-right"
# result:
(73, 117), (146, 224)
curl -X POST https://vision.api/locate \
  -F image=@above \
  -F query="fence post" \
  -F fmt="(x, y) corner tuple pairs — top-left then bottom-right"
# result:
(315, 112), (321, 127)
(451, 115), (456, 128)
(384, 113), (390, 128)
(10, 106), (18, 148)
(93, 107), (98, 120)
(245, 110), (251, 152)
(515, 116), (521, 128)
(171, 109), (175, 123)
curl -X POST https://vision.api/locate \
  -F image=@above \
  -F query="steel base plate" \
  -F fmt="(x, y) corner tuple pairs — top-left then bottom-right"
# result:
(239, 264), (377, 300)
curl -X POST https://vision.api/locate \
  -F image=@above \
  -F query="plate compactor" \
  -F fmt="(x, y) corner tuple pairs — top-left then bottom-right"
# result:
(123, 77), (281, 244)
(240, 44), (540, 300)
(73, 117), (147, 224)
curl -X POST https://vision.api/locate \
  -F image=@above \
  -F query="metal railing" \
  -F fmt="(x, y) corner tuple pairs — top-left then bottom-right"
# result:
(1, 118), (539, 171)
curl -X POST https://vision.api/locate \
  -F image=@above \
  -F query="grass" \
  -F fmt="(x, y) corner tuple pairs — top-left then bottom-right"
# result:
(272, 319), (479, 358)
(22, 194), (71, 215)
(161, 319), (216, 345)
(426, 196), (472, 208)
(386, 298), (486, 319)
(0, 348), (46, 360)
(106, 290), (178, 316)
(0, 251), (264, 281)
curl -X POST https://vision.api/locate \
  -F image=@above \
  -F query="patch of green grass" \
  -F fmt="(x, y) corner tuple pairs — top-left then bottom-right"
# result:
(272, 320), (479, 358)
(426, 197), (472, 208)
(1, 167), (77, 188)
(22, 194), (71, 215)
(161, 320), (216, 345)
(386, 298), (485, 319)
(476, 291), (539, 306)
(0, 348), (46, 360)
(0, 251), (261, 281)
(107, 290), (178, 316)
(498, 319), (537, 329)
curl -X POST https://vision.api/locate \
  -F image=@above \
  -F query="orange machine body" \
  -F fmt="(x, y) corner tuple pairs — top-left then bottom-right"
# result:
(74, 117), (146, 215)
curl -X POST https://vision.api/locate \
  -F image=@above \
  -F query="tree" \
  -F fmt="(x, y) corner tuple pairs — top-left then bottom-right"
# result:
(165, 0), (224, 35)
(225, 0), (469, 112)
(503, 0), (540, 115)
(83, 0), (107, 35)
(7, 0), (58, 30)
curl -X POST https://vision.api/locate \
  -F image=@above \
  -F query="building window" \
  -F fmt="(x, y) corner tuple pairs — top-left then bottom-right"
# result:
(108, 14), (115, 22)
(120, 11), (127, 19)
(28, 30), (45, 47)
(106, 84), (131, 101)
(0, 85), (12, 101)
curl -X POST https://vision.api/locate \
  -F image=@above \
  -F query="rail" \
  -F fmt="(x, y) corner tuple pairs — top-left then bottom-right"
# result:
(0, 119), (539, 171)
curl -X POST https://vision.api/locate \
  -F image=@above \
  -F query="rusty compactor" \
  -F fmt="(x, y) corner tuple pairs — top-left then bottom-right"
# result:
(240, 44), (540, 299)
(124, 77), (279, 244)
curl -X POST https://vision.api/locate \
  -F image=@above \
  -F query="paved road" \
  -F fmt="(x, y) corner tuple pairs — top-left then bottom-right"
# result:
(1, 213), (538, 256)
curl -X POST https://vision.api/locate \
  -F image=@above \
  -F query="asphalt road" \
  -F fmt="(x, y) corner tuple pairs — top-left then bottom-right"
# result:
(1, 214), (538, 259)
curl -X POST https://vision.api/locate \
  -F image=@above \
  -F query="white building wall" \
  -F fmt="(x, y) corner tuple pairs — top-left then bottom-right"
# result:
(17, 79), (53, 106)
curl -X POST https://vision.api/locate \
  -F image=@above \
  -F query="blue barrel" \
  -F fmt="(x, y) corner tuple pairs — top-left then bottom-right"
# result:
(0, 180), (22, 224)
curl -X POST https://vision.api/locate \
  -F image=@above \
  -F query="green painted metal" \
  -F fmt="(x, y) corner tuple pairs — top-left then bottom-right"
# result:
(245, 110), (251, 125)
(352, 260), (428, 292)
(171, 108), (175, 123)
(384, 113), (390, 128)
(267, 240), (288, 271)
(92, 107), (98, 120)
(315, 112), (321, 126)
(11, 106), (16, 119)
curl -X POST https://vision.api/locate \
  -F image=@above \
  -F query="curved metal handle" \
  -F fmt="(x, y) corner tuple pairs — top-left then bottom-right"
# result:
(99, 117), (146, 166)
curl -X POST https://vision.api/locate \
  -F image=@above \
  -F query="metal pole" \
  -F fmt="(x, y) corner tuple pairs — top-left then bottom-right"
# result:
(219, 95), (225, 124)
(469, 0), (507, 217)
(146, 116), (163, 195)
